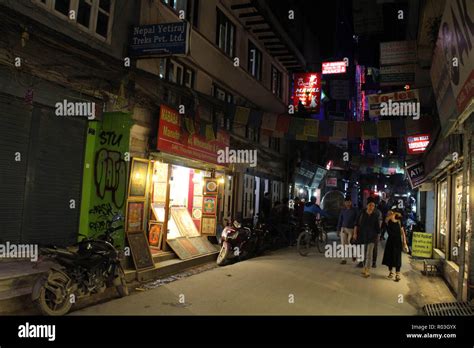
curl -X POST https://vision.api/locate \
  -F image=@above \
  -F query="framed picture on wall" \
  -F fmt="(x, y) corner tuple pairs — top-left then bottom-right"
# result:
(129, 158), (150, 199)
(153, 182), (167, 203)
(201, 216), (216, 235)
(203, 178), (218, 195)
(202, 196), (217, 215)
(148, 222), (163, 248)
(126, 200), (145, 233)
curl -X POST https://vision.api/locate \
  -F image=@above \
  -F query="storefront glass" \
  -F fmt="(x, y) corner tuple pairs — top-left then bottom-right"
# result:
(438, 180), (448, 253)
(452, 173), (463, 264)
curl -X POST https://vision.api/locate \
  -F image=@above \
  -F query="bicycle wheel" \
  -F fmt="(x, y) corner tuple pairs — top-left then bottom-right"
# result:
(316, 229), (328, 253)
(297, 231), (312, 256)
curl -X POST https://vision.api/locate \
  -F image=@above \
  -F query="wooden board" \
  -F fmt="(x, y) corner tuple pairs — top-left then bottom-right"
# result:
(170, 207), (200, 237)
(167, 236), (217, 260)
(127, 232), (155, 270)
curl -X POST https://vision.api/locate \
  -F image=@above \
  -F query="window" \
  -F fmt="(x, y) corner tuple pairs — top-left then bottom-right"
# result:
(248, 41), (262, 80)
(168, 60), (195, 88)
(269, 136), (280, 152)
(33, 0), (114, 41)
(452, 173), (463, 264)
(213, 84), (234, 104)
(246, 125), (259, 143)
(162, 0), (187, 13)
(271, 65), (282, 98)
(216, 8), (235, 57)
(438, 180), (448, 253)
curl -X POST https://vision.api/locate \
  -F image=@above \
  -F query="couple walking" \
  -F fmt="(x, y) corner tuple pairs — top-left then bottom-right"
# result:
(337, 197), (408, 280)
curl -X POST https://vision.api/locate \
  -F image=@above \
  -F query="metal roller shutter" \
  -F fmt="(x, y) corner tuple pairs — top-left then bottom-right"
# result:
(0, 96), (32, 243)
(21, 106), (87, 246)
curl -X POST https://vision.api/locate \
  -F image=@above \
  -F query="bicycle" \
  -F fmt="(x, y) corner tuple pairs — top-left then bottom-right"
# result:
(297, 219), (328, 256)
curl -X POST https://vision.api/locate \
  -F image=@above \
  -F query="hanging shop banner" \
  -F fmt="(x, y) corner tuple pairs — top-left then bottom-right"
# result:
(380, 64), (416, 86)
(406, 162), (426, 189)
(158, 105), (229, 166)
(380, 41), (417, 66)
(322, 61), (347, 75)
(411, 232), (433, 258)
(431, 0), (474, 137)
(291, 73), (322, 113)
(367, 89), (420, 117)
(294, 160), (318, 186)
(130, 22), (190, 57)
(406, 134), (430, 154)
(310, 167), (327, 189)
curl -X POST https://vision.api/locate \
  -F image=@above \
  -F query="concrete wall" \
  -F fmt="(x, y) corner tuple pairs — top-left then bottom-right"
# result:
(137, 0), (289, 113)
(0, 0), (139, 60)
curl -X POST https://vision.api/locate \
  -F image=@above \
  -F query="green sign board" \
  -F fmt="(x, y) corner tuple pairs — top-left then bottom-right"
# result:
(411, 232), (433, 258)
(79, 112), (133, 248)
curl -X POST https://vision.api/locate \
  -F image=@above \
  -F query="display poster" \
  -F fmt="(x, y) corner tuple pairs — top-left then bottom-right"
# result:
(129, 159), (150, 199)
(411, 232), (433, 258)
(126, 200), (145, 233)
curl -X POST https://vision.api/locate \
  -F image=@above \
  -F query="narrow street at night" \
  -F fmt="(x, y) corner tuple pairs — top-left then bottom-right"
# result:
(0, 0), (473, 345)
(73, 244), (454, 316)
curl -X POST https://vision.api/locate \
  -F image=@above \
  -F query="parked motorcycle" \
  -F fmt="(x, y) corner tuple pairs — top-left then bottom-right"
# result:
(31, 214), (129, 316)
(217, 220), (269, 266)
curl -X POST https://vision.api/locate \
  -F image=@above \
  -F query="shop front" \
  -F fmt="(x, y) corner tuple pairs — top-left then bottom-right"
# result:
(123, 105), (232, 267)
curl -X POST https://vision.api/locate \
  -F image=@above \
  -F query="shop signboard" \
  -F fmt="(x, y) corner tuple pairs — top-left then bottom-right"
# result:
(291, 73), (322, 113)
(130, 22), (190, 57)
(380, 41), (417, 66)
(406, 134), (430, 154)
(431, 0), (474, 136)
(322, 61), (347, 74)
(158, 105), (229, 166)
(406, 162), (426, 189)
(380, 64), (416, 86)
(367, 89), (420, 117)
(411, 232), (433, 258)
(329, 80), (351, 100)
(294, 160), (318, 186)
(326, 177), (337, 187)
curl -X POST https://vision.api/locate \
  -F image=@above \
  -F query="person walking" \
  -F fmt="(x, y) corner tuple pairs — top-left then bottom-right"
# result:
(371, 200), (384, 268)
(382, 210), (408, 282)
(353, 198), (381, 278)
(336, 197), (358, 264)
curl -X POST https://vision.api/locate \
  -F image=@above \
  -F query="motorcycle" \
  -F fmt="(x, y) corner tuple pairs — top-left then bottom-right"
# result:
(31, 214), (129, 316)
(217, 220), (269, 266)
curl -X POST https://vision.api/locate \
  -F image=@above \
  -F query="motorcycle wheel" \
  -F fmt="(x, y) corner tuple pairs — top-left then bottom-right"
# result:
(217, 243), (231, 266)
(115, 265), (129, 297)
(297, 231), (312, 256)
(34, 272), (72, 316)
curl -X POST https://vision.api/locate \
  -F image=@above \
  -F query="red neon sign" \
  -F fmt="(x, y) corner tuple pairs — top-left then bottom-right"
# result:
(291, 73), (322, 113)
(406, 134), (430, 154)
(322, 61), (347, 74)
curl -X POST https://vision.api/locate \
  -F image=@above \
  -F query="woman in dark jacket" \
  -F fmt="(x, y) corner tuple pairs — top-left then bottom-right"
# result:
(382, 210), (408, 282)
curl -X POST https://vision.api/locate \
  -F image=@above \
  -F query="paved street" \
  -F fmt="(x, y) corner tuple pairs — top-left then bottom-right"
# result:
(72, 240), (454, 315)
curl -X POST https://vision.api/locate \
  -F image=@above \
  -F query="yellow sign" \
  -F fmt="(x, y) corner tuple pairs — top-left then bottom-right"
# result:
(411, 232), (433, 258)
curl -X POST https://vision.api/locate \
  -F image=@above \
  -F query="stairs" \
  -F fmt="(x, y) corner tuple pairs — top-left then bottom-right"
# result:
(125, 250), (219, 282)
